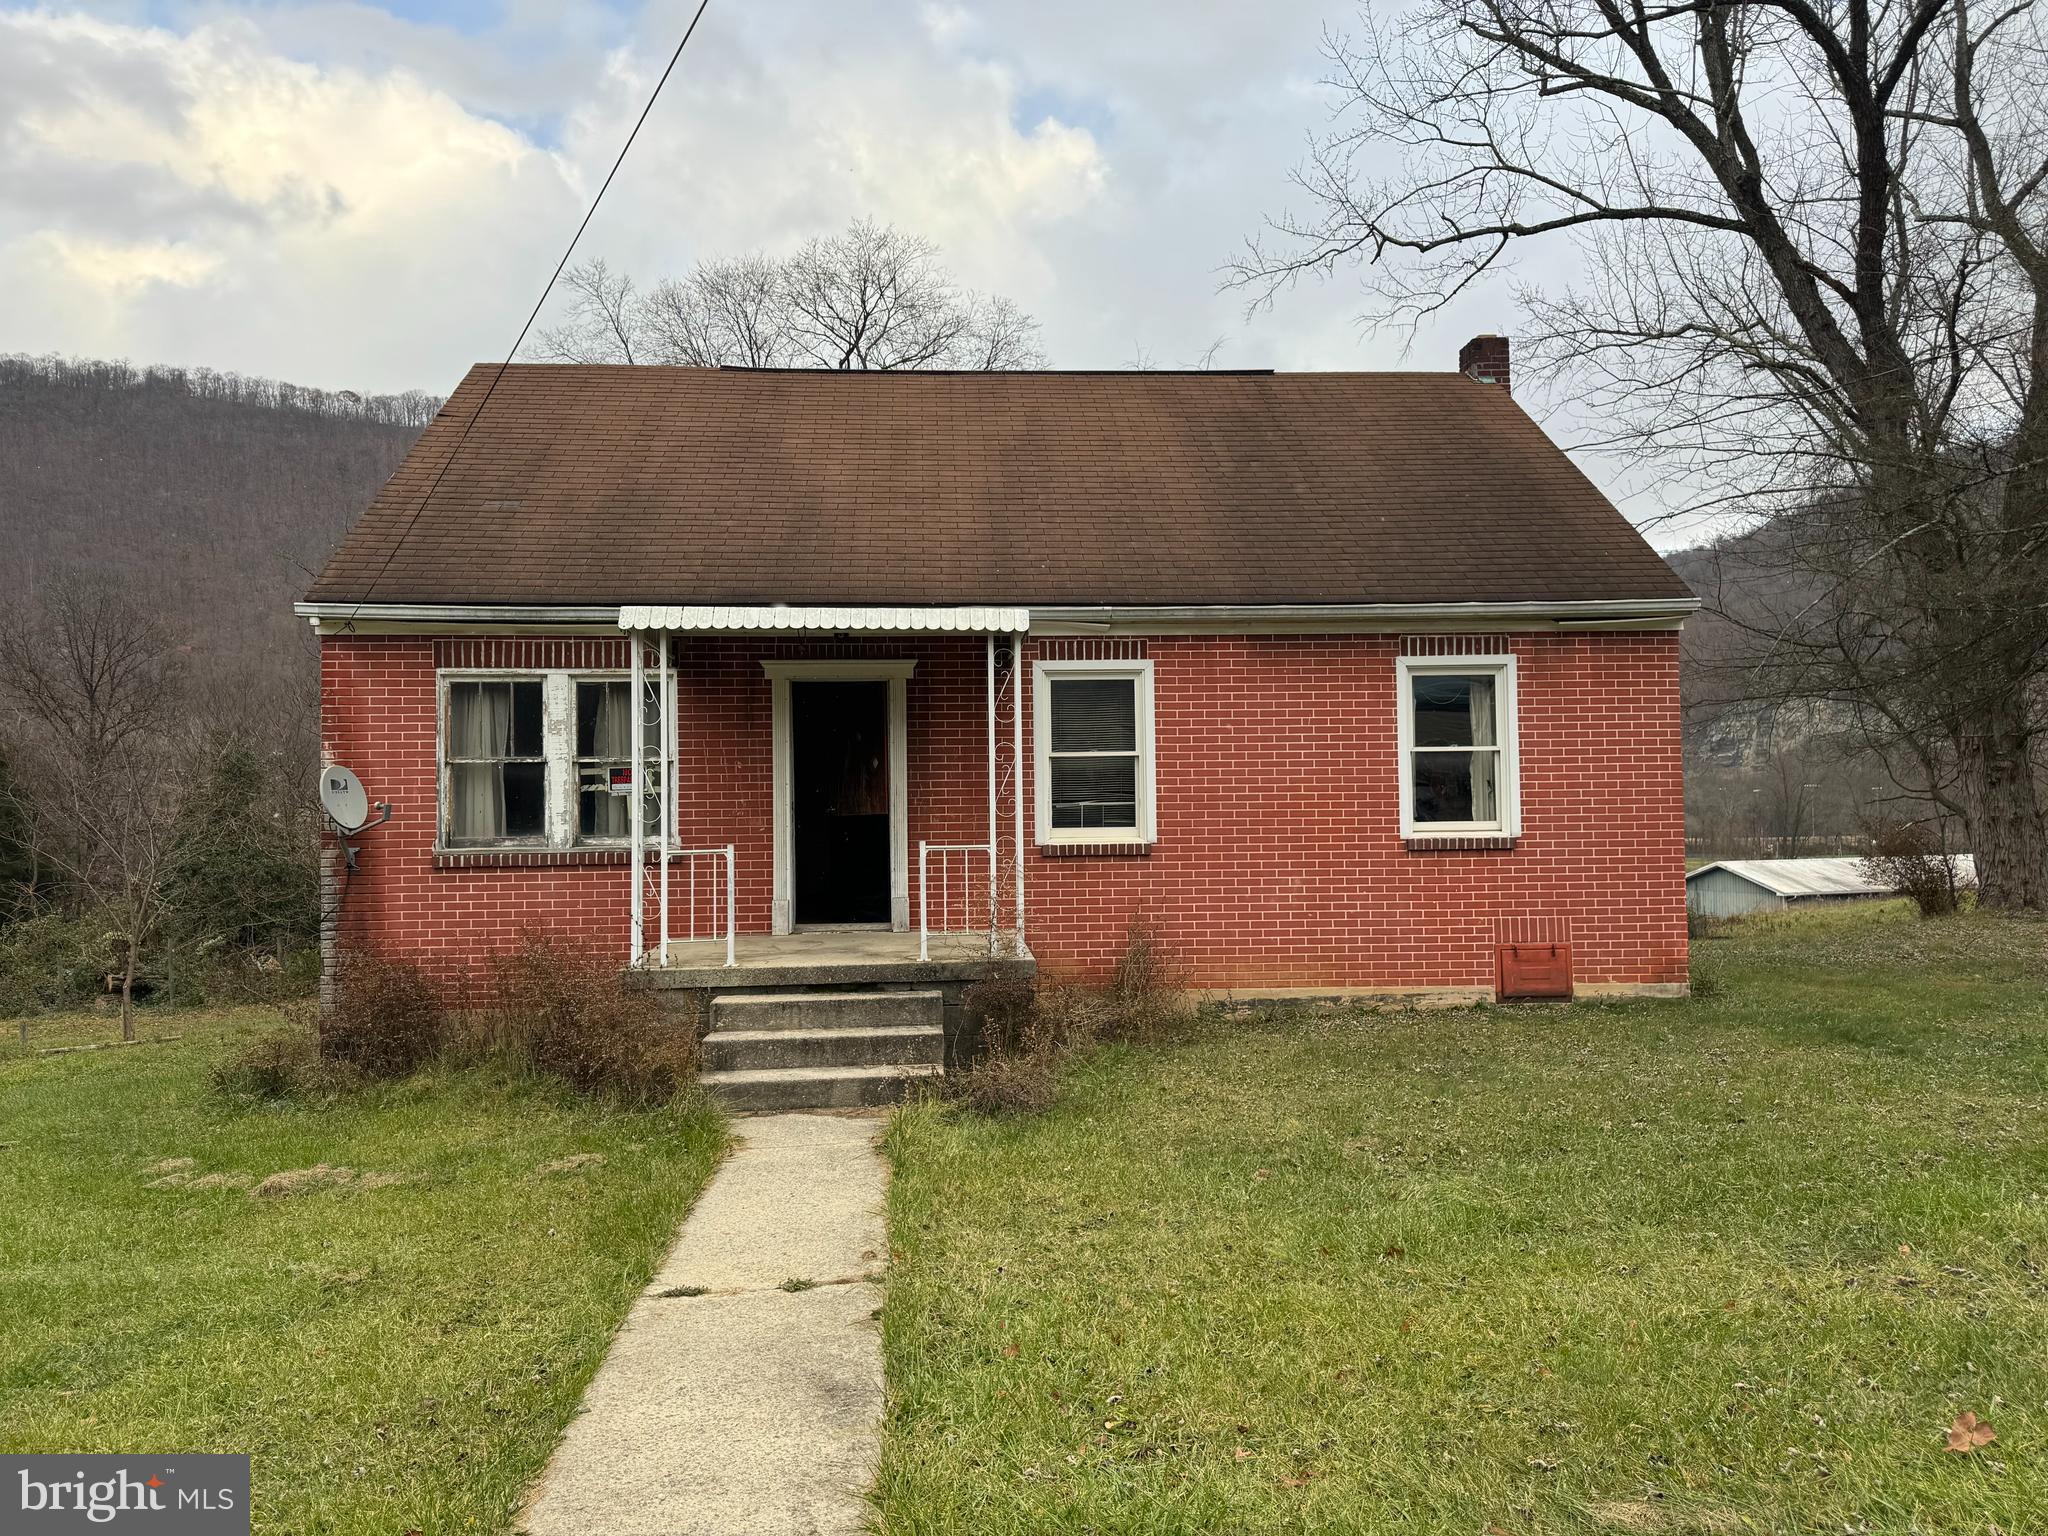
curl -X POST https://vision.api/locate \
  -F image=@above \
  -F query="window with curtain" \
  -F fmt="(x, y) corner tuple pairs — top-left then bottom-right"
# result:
(445, 679), (546, 844)
(1400, 660), (1517, 833)
(442, 671), (663, 849)
(575, 679), (661, 841)
(1035, 662), (1154, 843)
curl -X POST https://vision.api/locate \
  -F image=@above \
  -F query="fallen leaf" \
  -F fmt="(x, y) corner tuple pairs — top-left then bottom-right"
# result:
(1945, 1411), (1996, 1453)
(1234, 1447), (1254, 1461)
(1001, 1343), (1020, 1358)
(1383, 1244), (1405, 1259)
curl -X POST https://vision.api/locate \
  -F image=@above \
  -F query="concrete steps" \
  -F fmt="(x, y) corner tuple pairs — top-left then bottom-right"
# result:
(699, 989), (946, 1111)
(705, 1026), (944, 1072)
(699, 1063), (944, 1112)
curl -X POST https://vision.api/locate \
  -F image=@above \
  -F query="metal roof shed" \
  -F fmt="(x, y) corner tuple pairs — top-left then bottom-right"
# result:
(1685, 855), (1976, 918)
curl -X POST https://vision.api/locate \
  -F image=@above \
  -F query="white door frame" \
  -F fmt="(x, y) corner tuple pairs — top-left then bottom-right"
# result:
(764, 660), (916, 934)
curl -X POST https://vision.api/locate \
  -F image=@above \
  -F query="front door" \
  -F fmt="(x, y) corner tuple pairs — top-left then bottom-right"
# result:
(791, 680), (891, 924)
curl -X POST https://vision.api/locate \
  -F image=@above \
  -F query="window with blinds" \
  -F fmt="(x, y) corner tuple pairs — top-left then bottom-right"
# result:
(1035, 661), (1155, 844)
(1397, 656), (1520, 836)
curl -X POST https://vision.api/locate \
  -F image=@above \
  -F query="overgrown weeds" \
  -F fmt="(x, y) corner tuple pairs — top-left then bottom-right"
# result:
(317, 949), (448, 1079)
(215, 935), (698, 1106)
(946, 917), (1191, 1116)
(212, 1005), (351, 1100)
(473, 936), (698, 1103)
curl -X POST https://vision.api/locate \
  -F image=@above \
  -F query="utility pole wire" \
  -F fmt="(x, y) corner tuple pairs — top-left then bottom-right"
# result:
(349, 0), (715, 615)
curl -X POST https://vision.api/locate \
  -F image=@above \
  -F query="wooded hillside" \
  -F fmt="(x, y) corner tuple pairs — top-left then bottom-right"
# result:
(0, 355), (434, 695)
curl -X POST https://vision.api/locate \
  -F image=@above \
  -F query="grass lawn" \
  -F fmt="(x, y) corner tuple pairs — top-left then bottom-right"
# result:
(0, 1006), (724, 1534)
(880, 906), (2048, 1534)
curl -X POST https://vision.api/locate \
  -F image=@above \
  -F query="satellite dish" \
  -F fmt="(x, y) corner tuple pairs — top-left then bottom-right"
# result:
(320, 765), (371, 831)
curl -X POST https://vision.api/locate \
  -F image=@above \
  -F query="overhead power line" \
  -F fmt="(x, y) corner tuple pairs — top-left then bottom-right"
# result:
(350, 0), (715, 614)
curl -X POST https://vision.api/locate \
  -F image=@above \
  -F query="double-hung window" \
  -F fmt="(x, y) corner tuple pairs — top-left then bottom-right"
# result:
(1033, 660), (1155, 845)
(440, 671), (662, 850)
(574, 679), (640, 840)
(445, 678), (547, 845)
(1397, 655), (1519, 837)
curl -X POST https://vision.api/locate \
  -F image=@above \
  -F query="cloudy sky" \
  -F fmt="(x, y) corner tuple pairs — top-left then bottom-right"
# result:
(0, 0), (1684, 537)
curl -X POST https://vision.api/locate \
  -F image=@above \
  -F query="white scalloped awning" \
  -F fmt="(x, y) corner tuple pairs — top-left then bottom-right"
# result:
(618, 604), (1030, 633)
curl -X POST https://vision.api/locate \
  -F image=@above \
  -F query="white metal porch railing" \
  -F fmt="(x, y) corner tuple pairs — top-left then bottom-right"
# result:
(628, 629), (736, 968)
(918, 841), (997, 960)
(663, 844), (736, 967)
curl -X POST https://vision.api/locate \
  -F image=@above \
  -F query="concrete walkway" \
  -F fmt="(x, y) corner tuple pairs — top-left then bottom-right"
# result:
(520, 1113), (888, 1536)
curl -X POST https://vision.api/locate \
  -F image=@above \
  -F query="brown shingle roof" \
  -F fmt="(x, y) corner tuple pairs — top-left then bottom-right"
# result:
(303, 365), (1690, 608)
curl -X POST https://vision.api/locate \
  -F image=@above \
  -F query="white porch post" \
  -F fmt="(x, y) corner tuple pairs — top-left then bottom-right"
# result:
(1011, 629), (1026, 947)
(985, 633), (998, 946)
(628, 630), (645, 965)
(658, 629), (672, 968)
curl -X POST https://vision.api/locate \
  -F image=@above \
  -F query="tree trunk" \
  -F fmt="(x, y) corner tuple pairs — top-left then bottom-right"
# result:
(1956, 701), (2048, 911)
(120, 940), (136, 1044)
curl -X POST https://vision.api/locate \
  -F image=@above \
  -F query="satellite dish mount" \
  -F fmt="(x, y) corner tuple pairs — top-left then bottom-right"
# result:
(319, 765), (390, 870)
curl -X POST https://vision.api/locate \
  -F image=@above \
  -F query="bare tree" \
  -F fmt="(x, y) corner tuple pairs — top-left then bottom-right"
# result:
(531, 257), (641, 365)
(530, 220), (1046, 371)
(1232, 0), (2048, 909)
(638, 254), (790, 367)
(0, 576), (192, 1039)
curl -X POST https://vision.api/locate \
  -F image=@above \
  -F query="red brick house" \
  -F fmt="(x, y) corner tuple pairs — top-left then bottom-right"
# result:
(300, 342), (1695, 1103)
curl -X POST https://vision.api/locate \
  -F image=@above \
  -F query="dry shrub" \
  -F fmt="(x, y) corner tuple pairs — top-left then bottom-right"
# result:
(317, 950), (446, 1079)
(1860, 817), (1973, 918)
(947, 1050), (1059, 1116)
(1100, 916), (1193, 1044)
(948, 974), (1068, 1116)
(1034, 916), (1194, 1048)
(213, 1004), (351, 1100)
(963, 974), (1057, 1056)
(479, 935), (696, 1102)
(946, 917), (1190, 1116)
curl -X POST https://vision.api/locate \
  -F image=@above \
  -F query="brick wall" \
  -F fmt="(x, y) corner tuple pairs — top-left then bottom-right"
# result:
(320, 628), (1687, 991)
(1019, 632), (1687, 989)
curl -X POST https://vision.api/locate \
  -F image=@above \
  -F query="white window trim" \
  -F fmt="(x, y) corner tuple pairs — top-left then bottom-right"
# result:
(436, 667), (668, 852)
(762, 660), (915, 935)
(1033, 658), (1156, 847)
(1395, 653), (1521, 838)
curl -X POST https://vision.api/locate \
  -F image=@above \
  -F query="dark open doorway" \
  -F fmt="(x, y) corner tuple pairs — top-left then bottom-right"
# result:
(792, 680), (891, 925)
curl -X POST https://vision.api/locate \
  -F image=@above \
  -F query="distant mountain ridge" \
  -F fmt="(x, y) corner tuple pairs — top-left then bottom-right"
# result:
(0, 354), (436, 689)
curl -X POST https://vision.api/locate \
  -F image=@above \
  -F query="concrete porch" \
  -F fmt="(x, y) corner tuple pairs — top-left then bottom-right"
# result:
(628, 930), (1036, 1103)
(660, 927), (1022, 973)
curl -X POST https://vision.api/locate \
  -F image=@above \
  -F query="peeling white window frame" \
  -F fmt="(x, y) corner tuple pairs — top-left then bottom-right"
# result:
(1032, 658), (1157, 847)
(435, 668), (671, 852)
(1395, 653), (1521, 838)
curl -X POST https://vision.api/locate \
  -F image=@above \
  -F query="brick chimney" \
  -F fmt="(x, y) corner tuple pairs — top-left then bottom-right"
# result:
(1458, 334), (1510, 393)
